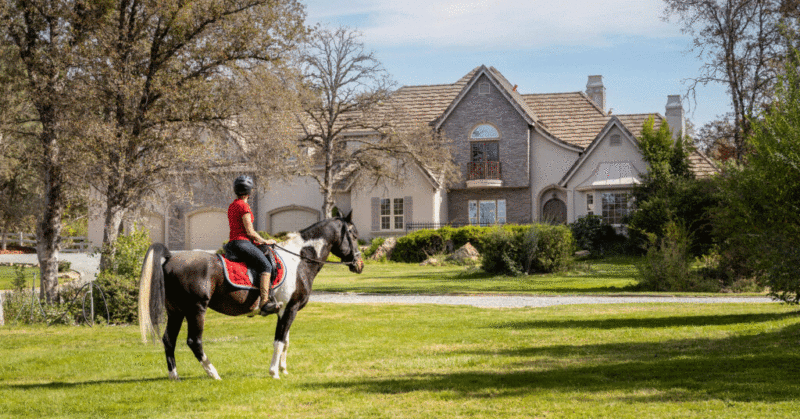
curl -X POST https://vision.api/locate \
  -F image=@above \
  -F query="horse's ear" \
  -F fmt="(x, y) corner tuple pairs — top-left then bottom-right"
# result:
(343, 210), (353, 223)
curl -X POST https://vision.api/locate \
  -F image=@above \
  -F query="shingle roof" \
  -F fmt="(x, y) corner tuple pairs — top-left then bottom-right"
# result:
(521, 92), (608, 148)
(331, 66), (716, 177)
(688, 149), (719, 178)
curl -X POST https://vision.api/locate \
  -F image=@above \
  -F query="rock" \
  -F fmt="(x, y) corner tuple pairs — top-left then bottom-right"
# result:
(420, 257), (440, 266)
(446, 242), (480, 263)
(574, 250), (591, 258)
(370, 237), (397, 261)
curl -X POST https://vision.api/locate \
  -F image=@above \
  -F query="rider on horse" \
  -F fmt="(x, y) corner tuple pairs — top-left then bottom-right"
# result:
(227, 175), (281, 316)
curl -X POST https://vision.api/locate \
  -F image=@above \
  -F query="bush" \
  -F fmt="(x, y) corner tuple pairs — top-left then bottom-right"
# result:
(393, 229), (447, 263)
(635, 222), (719, 292)
(481, 224), (574, 276)
(93, 226), (152, 323)
(92, 271), (139, 324)
(363, 237), (386, 258)
(570, 215), (627, 256)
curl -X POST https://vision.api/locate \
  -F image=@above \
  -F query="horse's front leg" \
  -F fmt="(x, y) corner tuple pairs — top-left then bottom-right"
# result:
(186, 303), (221, 380)
(270, 307), (298, 379)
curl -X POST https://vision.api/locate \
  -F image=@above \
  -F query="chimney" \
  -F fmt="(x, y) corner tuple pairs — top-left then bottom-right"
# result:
(665, 95), (685, 140)
(586, 75), (605, 111)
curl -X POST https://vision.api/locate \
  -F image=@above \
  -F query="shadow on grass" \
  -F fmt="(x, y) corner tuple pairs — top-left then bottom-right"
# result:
(2, 376), (173, 390)
(494, 311), (800, 330)
(303, 320), (800, 403)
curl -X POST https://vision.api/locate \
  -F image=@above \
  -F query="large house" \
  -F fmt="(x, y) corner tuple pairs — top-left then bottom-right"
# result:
(88, 65), (717, 250)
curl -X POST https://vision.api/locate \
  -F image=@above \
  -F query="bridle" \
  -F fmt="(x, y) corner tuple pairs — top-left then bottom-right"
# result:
(270, 230), (362, 268)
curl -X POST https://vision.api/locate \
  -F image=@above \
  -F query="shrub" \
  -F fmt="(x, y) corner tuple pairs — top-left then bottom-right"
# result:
(92, 271), (139, 324)
(481, 224), (574, 276)
(92, 226), (152, 323)
(635, 222), (719, 292)
(393, 229), (447, 263)
(363, 237), (386, 258)
(570, 215), (627, 256)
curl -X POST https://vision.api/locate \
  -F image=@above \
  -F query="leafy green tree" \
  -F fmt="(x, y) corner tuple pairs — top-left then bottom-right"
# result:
(628, 117), (718, 257)
(715, 50), (800, 302)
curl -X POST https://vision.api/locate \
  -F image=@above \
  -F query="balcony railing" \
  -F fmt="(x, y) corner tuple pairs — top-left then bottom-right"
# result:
(467, 161), (501, 180)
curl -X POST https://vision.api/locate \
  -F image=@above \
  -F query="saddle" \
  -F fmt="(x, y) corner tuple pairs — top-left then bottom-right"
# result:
(218, 243), (285, 291)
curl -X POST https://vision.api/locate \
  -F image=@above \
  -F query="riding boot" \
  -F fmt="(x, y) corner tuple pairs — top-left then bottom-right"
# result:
(259, 272), (281, 316)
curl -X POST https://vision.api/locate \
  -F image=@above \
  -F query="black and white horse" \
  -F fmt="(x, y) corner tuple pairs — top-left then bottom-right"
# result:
(138, 213), (364, 380)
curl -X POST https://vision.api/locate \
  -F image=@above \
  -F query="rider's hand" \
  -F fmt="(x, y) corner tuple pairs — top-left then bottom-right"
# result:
(263, 238), (276, 245)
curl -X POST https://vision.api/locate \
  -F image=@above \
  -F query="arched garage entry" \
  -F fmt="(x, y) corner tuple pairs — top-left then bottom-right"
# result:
(186, 208), (227, 250)
(268, 205), (320, 235)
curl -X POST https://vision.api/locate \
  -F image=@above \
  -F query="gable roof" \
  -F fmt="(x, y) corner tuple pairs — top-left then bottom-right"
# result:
(432, 65), (539, 129)
(559, 116), (640, 187)
(342, 66), (717, 179)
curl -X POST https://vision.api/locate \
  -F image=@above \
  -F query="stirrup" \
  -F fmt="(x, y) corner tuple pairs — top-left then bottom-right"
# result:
(259, 300), (282, 316)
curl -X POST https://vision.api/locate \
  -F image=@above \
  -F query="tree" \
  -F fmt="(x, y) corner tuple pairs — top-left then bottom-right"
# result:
(696, 116), (738, 161)
(663, 0), (788, 162)
(1, 0), (96, 302)
(714, 50), (800, 301)
(0, 45), (39, 250)
(628, 117), (718, 257)
(70, 0), (306, 270)
(296, 27), (457, 218)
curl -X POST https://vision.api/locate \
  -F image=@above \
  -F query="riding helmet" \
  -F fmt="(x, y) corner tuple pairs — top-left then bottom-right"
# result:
(233, 175), (254, 196)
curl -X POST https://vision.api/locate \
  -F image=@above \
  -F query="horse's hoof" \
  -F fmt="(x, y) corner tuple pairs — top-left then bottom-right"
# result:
(168, 370), (179, 381)
(270, 371), (281, 379)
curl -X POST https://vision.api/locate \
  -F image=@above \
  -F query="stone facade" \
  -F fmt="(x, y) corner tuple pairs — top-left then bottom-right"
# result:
(442, 74), (530, 189)
(448, 187), (531, 225)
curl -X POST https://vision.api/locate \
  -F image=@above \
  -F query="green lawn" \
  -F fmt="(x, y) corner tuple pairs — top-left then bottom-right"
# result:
(0, 265), (38, 291)
(314, 256), (659, 295)
(2, 303), (799, 418)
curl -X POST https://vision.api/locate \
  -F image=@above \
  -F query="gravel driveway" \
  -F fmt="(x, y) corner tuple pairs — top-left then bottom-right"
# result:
(311, 293), (778, 308)
(0, 253), (779, 308)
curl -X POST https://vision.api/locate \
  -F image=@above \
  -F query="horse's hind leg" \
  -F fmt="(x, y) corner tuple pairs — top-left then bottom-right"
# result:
(270, 307), (298, 379)
(186, 304), (221, 380)
(163, 311), (184, 380)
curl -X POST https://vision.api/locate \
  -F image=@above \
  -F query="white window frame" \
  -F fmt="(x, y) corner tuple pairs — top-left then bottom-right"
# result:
(468, 199), (506, 226)
(601, 192), (632, 225)
(380, 198), (404, 231)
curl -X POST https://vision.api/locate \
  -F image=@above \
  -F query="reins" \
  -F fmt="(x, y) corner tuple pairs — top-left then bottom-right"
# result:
(271, 244), (361, 267)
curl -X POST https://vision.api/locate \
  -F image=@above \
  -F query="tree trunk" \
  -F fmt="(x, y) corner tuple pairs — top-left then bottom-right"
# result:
(36, 129), (64, 304)
(99, 203), (125, 273)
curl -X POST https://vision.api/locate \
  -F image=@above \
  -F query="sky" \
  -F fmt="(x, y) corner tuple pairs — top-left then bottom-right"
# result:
(302, 0), (731, 132)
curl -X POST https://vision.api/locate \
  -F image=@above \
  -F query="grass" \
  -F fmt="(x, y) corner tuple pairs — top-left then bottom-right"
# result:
(0, 266), (39, 291)
(314, 256), (678, 295)
(1, 303), (799, 418)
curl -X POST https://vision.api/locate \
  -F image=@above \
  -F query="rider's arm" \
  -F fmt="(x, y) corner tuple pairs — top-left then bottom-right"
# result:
(242, 213), (276, 245)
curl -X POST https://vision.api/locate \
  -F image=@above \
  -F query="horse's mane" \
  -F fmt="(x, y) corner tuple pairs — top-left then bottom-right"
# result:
(298, 217), (346, 241)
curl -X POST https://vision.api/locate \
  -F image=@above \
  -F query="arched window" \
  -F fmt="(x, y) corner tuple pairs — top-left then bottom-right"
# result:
(471, 124), (499, 139)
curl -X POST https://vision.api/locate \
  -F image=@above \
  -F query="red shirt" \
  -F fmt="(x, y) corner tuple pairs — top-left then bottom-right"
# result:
(228, 198), (252, 242)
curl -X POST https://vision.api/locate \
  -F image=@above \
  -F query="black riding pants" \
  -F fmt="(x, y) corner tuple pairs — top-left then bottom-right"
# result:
(227, 240), (272, 281)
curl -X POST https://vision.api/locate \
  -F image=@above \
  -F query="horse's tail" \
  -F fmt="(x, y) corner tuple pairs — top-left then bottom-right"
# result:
(138, 243), (171, 344)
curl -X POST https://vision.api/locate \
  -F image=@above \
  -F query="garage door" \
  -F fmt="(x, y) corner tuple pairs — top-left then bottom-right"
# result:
(188, 210), (228, 250)
(271, 210), (319, 234)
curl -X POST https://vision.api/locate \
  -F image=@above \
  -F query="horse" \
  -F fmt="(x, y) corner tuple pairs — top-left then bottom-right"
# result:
(137, 212), (364, 380)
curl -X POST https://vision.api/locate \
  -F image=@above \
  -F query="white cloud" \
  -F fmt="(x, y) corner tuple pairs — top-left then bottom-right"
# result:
(304, 0), (680, 49)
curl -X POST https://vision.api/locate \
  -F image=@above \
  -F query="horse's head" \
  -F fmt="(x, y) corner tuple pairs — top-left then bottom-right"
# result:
(331, 211), (364, 274)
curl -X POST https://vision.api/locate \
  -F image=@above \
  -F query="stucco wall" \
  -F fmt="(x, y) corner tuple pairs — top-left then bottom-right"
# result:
(351, 165), (439, 240)
(565, 125), (648, 221)
(530, 131), (581, 222)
